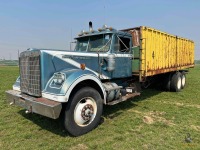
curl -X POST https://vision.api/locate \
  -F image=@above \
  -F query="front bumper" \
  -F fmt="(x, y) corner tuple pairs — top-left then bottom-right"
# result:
(6, 90), (62, 119)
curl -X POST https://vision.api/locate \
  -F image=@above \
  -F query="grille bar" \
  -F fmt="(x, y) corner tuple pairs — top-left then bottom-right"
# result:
(20, 51), (41, 97)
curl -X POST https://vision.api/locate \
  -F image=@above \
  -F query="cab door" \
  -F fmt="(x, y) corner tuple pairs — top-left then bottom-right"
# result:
(111, 34), (133, 78)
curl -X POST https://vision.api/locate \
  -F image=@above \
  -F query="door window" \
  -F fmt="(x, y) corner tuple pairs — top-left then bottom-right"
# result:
(114, 35), (130, 52)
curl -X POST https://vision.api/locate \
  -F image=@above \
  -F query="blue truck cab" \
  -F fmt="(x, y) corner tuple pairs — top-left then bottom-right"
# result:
(6, 22), (141, 136)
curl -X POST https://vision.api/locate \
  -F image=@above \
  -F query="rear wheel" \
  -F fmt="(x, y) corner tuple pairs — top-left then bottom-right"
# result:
(64, 87), (103, 136)
(181, 72), (186, 89)
(170, 72), (182, 92)
(163, 73), (172, 91)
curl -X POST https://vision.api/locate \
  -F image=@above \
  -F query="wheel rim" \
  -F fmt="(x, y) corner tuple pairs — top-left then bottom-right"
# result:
(182, 75), (186, 87)
(177, 76), (181, 90)
(74, 97), (97, 127)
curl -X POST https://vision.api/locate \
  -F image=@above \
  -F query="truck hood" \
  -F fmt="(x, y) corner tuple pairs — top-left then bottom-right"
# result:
(40, 50), (110, 90)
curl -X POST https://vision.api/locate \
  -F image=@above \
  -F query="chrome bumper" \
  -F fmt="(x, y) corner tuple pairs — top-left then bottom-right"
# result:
(6, 90), (62, 119)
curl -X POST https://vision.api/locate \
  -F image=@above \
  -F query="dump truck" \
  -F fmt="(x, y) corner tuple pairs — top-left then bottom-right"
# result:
(6, 22), (194, 136)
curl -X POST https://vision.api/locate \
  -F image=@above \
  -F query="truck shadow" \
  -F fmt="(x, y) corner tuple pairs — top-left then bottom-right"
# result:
(18, 110), (70, 137)
(18, 87), (162, 137)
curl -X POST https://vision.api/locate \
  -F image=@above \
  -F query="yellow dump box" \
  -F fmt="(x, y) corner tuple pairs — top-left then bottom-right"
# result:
(123, 26), (194, 81)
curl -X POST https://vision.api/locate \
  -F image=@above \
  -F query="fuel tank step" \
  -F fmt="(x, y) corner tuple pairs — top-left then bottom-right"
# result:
(106, 92), (140, 105)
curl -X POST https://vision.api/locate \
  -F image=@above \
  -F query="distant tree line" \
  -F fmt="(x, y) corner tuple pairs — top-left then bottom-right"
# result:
(0, 60), (18, 66)
(195, 60), (200, 64)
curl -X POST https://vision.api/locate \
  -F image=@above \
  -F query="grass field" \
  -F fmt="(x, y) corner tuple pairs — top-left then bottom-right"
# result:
(0, 65), (200, 150)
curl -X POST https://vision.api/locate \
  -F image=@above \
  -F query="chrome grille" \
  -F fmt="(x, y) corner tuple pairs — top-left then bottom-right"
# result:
(20, 51), (41, 97)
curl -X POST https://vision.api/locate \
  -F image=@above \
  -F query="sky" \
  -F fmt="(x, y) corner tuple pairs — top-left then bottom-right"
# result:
(0, 0), (199, 60)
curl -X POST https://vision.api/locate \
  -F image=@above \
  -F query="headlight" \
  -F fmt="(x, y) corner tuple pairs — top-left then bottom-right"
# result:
(53, 72), (65, 85)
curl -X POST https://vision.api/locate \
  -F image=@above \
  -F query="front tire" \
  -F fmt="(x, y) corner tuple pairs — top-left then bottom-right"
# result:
(64, 87), (103, 136)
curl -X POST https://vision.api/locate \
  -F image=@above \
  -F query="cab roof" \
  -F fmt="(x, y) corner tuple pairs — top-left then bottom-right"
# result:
(75, 28), (131, 39)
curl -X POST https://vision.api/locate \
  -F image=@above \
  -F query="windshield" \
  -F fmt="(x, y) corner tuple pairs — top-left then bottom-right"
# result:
(75, 34), (112, 52)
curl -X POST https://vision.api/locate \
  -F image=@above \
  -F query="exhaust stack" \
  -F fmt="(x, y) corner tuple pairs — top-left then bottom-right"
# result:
(89, 21), (93, 32)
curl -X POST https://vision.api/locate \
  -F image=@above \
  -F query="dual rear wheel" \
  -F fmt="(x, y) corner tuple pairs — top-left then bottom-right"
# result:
(165, 71), (186, 92)
(181, 72), (186, 89)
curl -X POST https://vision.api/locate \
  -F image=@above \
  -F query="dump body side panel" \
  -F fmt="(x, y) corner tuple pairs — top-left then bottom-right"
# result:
(123, 26), (194, 81)
(141, 26), (194, 77)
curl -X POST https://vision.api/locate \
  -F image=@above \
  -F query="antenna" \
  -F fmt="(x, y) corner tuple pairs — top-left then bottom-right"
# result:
(70, 29), (72, 50)
(103, 0), (106, 24)
(18, 50), (19, 60)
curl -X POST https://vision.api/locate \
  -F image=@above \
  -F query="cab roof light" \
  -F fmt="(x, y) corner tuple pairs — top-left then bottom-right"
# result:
(78, 30), (85, 36)
(78, 22), (114, 36)
(98, 25), (113, 32)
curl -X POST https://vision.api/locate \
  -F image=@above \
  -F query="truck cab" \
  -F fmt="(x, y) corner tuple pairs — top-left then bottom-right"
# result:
(74, 25), (133, 79)
(6, 23), (141, 136)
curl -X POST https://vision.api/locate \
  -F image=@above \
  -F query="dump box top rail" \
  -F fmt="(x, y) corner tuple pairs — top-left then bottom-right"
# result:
(122, 26), (195, 81)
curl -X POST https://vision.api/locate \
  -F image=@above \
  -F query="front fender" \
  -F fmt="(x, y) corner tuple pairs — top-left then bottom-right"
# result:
(42, 69), (106, 102)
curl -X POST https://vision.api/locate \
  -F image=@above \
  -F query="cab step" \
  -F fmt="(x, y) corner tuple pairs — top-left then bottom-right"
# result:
(106, 92), (140, 105)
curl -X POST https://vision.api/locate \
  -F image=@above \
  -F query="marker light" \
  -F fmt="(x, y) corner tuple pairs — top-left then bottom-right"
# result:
(80, 63), (86, 70)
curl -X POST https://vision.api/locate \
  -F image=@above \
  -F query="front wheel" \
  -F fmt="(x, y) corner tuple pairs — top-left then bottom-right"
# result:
(64, 87), (103, 136)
